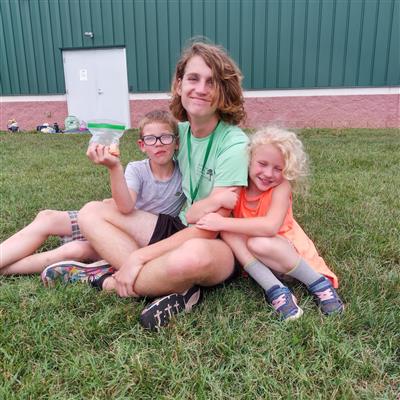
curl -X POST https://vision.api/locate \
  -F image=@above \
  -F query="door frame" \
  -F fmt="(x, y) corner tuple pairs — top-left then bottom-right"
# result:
(62, 46), (131, 128)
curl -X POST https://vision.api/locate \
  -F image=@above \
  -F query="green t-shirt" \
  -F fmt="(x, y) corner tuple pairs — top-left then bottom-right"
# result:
(177, 120), (249, 224)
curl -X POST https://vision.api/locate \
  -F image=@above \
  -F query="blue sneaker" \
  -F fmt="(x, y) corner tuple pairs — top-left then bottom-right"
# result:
(308, 277), (344, 315)
(264, 285), (303, 321)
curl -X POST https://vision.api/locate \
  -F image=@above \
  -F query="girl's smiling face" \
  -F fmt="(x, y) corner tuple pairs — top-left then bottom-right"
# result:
(177, 55), (218, 121)
(248, 143), (285, 195)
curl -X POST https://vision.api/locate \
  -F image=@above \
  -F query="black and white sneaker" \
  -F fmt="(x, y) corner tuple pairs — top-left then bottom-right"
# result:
(139, 286), (203, 330)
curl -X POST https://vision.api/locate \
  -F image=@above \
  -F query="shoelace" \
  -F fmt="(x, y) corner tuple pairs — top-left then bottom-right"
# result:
(314, 288), (335, 301)
(271, 293), (289, 310)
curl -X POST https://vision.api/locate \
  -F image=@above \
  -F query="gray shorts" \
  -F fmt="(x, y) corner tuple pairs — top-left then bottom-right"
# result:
(60, 211), (87, 244)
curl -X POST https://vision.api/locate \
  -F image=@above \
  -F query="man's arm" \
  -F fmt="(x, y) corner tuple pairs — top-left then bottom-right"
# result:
(196, 181), (291, 237)
(185, 186), (239, 224)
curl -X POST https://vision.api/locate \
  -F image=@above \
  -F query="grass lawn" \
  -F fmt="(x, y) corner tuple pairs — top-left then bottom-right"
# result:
(0, 128), (399, 399)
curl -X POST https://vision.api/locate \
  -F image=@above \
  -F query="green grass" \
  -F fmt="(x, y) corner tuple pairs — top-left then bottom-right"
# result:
(1, 129), (399, 399)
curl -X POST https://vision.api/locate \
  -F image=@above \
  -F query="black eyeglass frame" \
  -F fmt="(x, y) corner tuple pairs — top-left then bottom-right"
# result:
(141, 133), (176, 146)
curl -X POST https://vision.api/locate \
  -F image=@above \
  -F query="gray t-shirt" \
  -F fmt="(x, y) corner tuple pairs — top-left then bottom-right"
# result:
(124, 159), (185, 217)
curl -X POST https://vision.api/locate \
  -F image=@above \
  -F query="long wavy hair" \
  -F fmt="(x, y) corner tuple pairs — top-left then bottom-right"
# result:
(170, 40), (246, 125)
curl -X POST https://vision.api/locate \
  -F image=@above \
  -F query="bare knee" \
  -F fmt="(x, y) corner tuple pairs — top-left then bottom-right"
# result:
(58, 241), (96, 261)
(78, 201), (103, 220)
(35, 209), (63, 224)
(247, 237), (275, 257)
(165, 239), (214, 280)
(78, 201), (105, 230)
(33, 210), (70, 236)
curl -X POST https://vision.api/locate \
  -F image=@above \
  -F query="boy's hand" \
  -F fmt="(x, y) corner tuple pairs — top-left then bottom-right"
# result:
(196, 212), (226, 231)
(109, 143), (120, 157)
(86, 143), (121, 168)
(113, 263), (143, 297)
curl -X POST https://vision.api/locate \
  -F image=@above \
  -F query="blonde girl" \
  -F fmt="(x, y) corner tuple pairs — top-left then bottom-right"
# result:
(197, 127), (344, 320)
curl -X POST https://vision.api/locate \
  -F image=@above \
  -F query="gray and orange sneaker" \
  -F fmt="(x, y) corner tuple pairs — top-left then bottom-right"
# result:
(41, 260), (114, 287)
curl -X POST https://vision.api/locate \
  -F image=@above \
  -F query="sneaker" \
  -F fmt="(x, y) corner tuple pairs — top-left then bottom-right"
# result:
(308, 276), (344, 315)
(41, 260), (114, 287)
(88, 271), (114, 291)
(139, 286), (203, 331)
(264, 285), (303, 321)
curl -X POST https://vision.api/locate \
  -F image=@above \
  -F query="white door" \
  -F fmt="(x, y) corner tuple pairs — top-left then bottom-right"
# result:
(63, 48), (130, 128)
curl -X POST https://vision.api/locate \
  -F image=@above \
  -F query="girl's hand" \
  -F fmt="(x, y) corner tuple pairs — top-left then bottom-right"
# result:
(196, 212), (226, 231)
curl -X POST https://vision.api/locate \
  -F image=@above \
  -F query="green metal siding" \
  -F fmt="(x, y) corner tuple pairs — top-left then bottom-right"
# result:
(0, 0), (398, 96)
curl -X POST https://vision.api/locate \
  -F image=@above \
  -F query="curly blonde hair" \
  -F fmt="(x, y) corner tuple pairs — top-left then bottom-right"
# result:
(170, 39), (246, 125)
(249, 127), (309, 189)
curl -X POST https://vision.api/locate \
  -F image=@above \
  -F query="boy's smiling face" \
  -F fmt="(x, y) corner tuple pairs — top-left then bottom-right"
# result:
(138, 122), (178, 166)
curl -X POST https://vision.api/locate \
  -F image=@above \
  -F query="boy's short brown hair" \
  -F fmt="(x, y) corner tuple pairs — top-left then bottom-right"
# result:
(138, 110), (178, 137)
(170, 40), (246, 126)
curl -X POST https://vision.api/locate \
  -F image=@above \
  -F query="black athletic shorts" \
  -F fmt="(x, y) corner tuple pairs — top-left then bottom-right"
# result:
(148, 214), (186, 245)
(147, 213), (241, 287)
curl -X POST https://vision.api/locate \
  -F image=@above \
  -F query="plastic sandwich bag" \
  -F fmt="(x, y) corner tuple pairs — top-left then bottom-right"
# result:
(88, 120), (126, 156)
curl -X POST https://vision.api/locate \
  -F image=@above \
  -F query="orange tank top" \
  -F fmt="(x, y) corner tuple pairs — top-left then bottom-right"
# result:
(233, 187), (293, 234)
(233, 187), (339, 288)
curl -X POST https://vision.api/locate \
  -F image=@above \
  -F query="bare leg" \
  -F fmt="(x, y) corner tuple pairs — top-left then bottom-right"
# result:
(1, 210), (73, 270)
(78, 201), (158, 269)
(247, 236), (300, 273)
(87, 237), (237, 330)
(109, 238), (235, 297)
(248, 237), (344, 315)
(222, 231), (288, 290)
(0, 241), (100, 275)
(220, 232), (254, 266)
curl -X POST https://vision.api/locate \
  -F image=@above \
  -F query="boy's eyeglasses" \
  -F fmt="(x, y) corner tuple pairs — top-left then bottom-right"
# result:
(141, 134), (176, 146)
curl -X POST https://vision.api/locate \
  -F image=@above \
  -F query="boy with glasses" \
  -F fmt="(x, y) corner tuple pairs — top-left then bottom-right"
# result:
(1, 110), (185, 280)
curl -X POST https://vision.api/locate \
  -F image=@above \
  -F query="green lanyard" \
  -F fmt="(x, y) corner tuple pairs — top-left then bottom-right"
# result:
(187, 122), (219, 204)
